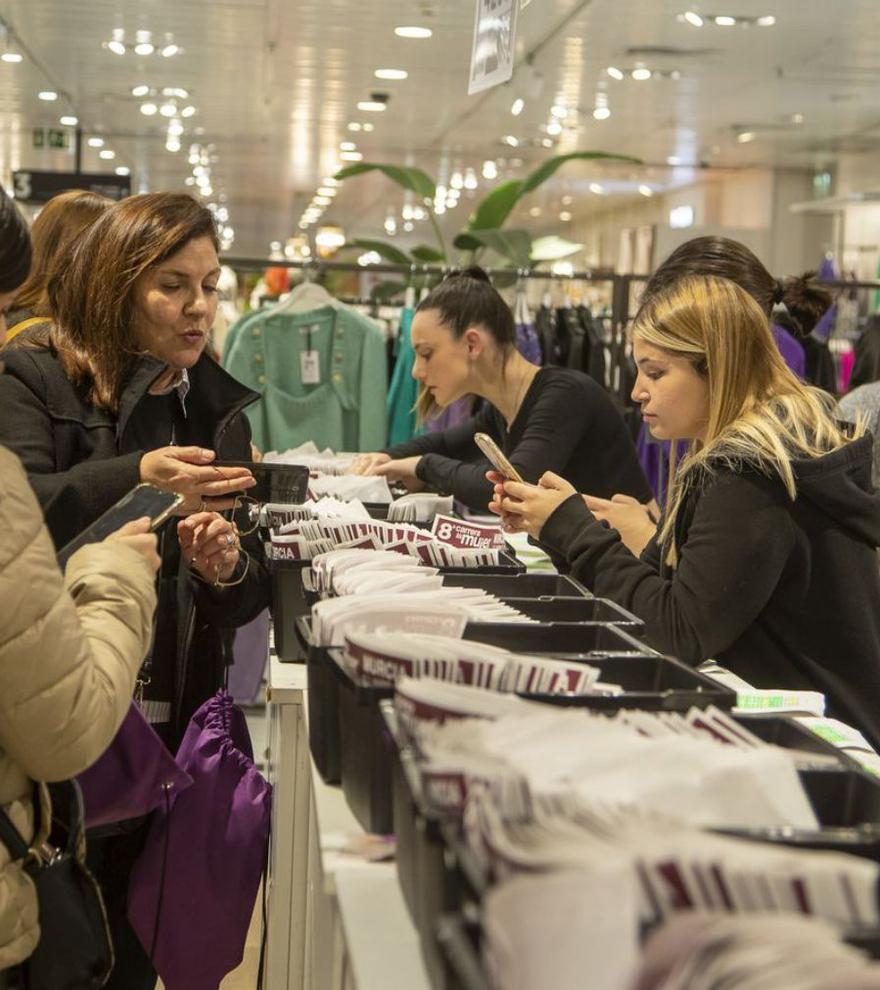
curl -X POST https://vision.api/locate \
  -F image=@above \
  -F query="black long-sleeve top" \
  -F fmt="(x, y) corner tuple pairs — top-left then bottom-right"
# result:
(384, 366), (651, 511)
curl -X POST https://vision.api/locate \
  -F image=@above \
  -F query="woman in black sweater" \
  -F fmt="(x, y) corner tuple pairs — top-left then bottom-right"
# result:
(352, 267), (652, 512)
(494, 275), (880, 749)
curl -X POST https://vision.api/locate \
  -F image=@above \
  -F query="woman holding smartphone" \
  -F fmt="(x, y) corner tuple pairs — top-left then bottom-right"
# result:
(493, 275), (880, 749)
(0, 192), (269, 990)
(353, 267), (652, 512)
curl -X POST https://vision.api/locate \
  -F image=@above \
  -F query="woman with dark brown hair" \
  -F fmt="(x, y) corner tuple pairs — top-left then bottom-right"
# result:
(0, 191), (269, 990)
(5, 189), (112, 342)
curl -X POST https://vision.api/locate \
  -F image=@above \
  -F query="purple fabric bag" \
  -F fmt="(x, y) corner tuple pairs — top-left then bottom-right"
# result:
(77, 701), (193, 829)
(126, 690), (272, 990)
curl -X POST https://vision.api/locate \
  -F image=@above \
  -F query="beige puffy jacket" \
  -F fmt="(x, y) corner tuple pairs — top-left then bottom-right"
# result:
(0, 447), (157, 968)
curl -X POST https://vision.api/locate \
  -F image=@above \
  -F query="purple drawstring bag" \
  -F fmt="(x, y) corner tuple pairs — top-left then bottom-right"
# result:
(77, 701), (193, 829)
(126, 690), (272, 990)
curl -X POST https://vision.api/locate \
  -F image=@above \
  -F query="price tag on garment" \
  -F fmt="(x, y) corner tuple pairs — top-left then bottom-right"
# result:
(300, 350), (321, 384)
(430, 513), (506, 550)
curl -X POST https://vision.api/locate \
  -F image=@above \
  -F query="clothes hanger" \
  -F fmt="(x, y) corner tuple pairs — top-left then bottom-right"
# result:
(267, 263), (342, 315)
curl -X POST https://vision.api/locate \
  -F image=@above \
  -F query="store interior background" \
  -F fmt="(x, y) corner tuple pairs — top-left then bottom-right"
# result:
(2, 0), (878, 286)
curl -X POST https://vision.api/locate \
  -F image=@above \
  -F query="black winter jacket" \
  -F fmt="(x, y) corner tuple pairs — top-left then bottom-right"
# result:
(539, 436), (880, 749)
(0, 342), (270, 743)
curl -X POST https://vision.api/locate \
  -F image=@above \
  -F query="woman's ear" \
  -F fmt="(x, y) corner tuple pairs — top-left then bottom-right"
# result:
(463, 327), (484, 357)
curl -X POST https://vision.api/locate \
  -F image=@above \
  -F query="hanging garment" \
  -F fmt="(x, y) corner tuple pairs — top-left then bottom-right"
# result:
(576, 305), (608, 387)
(386, 304), (420, 446)
(535, 304), (561, 365)
(771, 323), (807, 380)
(851, 317), (880, 389)
(513, 289), (542, 366)
(802, 334), (838, 392)
(223, 304), (388, 453)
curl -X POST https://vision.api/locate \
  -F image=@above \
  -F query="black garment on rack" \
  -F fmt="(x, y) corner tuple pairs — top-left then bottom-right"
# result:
(385, 366), (652, 511)
(851, 317), (880, 390)
(535, 305), (561, 365)
(576, 305), (608, 387)
(802, 334), (838, 392)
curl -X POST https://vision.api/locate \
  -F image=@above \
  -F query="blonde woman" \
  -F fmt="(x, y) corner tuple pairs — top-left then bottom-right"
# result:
(493, 275), (880, 748)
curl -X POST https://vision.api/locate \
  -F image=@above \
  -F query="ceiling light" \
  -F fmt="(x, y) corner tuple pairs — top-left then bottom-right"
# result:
(593, 106), (611, 120)
(159, 102), (176, 117)
(161, 44), (180, 57)
(510, 98), (524, 116)
(546, 121), (563, 135)
(316, 225), (346, 249)
(541, 138), (554, 148)
(134, 43), (154, 55)
(357, 101), (386, 112)
(168, 120), (184, 136)
(99, 149), (116, 160)
(394, 26), (432, 39)
(561, 195), (573, 206)
(87, 137), (105, 148)
(550, 104), (567, 118)
(791, 112), (804, 125)
(314, 196), (332, 206)
(757, 15), (776, 26)
(631, 68), (652, 81)
(181, 106), (197, 118)
(559, 211), (572, 222)
(606, 66), (624, 80)
(340, 150), (363, 162)
(107, 40), (126, 55)
(464, 168), (478, 190)
(589, 183), (606, 195)
(162, 87), (188, 98)
(529, 207), (541, 218)
(684, 11), (704, 26)
(340, 141), (357, 151)
(317, 187), (337, 197)
(384, 216), (397, 235)
(714, 15), (736, 26)
(638, 184), (653, 196)
(375, 68), (408, 80)
(185, 176), (196, 186)
(323, 177), (340, 186)
(737, 131), (756, 143)
(362, 122), (375, 132)
(38, 91), (58, 101)
(347, 122), (362, 131)
(450, 171), (464, 189)
(482, 160), (498, 180)
(667, 155), (682, 165)
(502, 134), (520, 147)
(165, 139), (181, 152)
(115, 166), (130, 176)
(403, 221), (414, 232)
(1, 52), (23, 63)
(60, 115), (78, 126)
(131, 84), (150, 97)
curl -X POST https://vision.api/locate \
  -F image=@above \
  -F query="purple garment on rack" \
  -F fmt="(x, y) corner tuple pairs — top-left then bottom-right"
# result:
(636, 426), (688, 504)
(425, 396), (476, 433)
(515, 322), (542, 366)
(814, 257), (838, 341)
(771, 324), (806, 380)
(227, 609), (269, 705)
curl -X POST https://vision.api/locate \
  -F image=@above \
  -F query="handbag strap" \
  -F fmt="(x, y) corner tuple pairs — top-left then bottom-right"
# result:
(0, 802), (30, 861)
(0, 780), (86, 865)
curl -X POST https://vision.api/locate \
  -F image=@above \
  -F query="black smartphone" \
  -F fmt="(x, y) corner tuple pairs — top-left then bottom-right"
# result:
(213, 461), (310, 505)
(57, 484), (184, 569)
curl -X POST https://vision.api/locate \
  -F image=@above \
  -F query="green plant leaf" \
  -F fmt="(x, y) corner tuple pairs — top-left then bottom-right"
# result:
(466, 179), (524, 232)
(333, 163), (436, 200)
(520, 151), (642, 194)
(369, 280), (408, 302)
(461, 229), (533, 268)
(347, 239), (413, 265)
(530, 235), (584, 262)
(491, 269), (519, 289)
(410, 244), (446, 263)
(453, 232), (484, 252)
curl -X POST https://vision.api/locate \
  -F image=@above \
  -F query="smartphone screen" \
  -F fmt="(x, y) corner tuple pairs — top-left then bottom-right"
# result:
(56, 484), (183, 569)
(213, 461), (309, 505)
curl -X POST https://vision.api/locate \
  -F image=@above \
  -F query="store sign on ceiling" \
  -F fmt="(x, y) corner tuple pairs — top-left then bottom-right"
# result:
(11, 169), (131, 205)
(468, 0), (519, 95)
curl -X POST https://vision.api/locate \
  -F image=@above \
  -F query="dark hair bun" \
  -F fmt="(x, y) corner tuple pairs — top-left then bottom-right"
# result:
(780, 272), (832, 338)
(445, 265), (491, 284)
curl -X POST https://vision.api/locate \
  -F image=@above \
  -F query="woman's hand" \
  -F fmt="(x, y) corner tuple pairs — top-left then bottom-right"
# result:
(582, 494), (658, 557)
(105, 517), (161, 573)
(178, 512), (241, 585)
(493, 471), (576, 539)
(374, 456), (426, 492)
(350, 452), (391, 476)
(140, 446), (256, 513)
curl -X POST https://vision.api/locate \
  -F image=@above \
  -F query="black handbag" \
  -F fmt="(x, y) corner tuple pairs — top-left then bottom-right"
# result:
(0, 781), (113, 990)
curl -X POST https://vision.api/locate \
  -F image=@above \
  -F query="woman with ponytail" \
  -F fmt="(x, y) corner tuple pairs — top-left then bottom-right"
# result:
(494, 275), (880, 748)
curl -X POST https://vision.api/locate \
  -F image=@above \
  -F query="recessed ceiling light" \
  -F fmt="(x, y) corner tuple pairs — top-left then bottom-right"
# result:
(638, 184), (653, 196)
(529, 207), (541, 218)
(375, 68), (408, 80)
(161, 44), (180, 57)
(134, 42), (154, 55)
(606, 66), (624, 80)
(362, 122), (374, 132)
(340, 150), (363, 162)
(140, 102), (158, 116)
(510, 98), (524, 116)
(482, 160), (498, 180)
(714, 15), (737, 26)
(165, 139), (181, 152)
(631, 68), (652, 81)
(589, 183), (606, 195)
(667, 155), (682, 165)
(317, 187), (337, 197)
(541, 137), (554, 148)
(684, 11), (704, 27)
(546, 121), (563, 135)
(559, 211), (573, 221)
(791, 112), (804, 125)
(159, 102), (176, 117)
(339, 141), (357, 151)
(131, 85), (150, 97)
(502, 134), (520, 146)
(60, 115), (78, 126)
(550, 104), (567, 118)
(87, 137), (105, 148)
(348, 122), (362, 131)
(107, 40), (126, 55)
(394, 26), (432, 39)
(357, 101), (386, 112)
(181, 106), (197, 118)
(38, 91), (58, 101)
(115, 166), (130, 176)
(99, 149), (115, 159)
(1, 52), (23, 63)
(314, 196), (332, 206)
(593, 106), (611, 120)
(737, 131), (756, 143)
(757, 15), (776, 26)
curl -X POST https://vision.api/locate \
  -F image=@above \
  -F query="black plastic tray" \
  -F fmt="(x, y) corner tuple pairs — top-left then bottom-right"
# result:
(440, 573), (587, 598)
(501, 596), (642, 626)
(269, 557), (310, 661)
